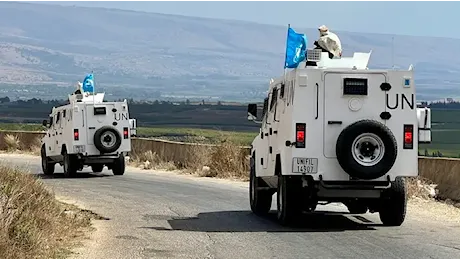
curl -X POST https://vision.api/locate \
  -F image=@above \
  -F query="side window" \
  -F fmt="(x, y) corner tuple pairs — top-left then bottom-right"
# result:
(56, 112), (61, 124)
(262, 97), (269, 119)
(63, 109), (66, 118)
(270, 88), (278, 111)
(280, 83), (285, 99)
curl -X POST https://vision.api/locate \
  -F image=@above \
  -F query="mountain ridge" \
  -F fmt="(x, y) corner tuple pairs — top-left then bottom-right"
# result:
(0, 1), (458, 102)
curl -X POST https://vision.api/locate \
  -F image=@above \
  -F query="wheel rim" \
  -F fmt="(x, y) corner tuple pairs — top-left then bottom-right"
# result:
(351, 133), (385, 167)
(101, 131), (117, 148)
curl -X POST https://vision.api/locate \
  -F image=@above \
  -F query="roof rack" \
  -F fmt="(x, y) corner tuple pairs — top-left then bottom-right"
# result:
(305, 48), (372, 70)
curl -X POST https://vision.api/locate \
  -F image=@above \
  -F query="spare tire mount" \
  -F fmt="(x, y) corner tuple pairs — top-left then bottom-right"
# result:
(94, 126), (122, 154)
(336, 120), (397, 180)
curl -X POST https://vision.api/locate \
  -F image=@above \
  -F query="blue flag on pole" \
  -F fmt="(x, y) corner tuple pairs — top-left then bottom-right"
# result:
(82, 73), (94, 93)
(284, 27), (308, 69)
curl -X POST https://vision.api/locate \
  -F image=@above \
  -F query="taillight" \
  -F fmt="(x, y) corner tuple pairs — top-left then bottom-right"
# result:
(403, 124), (413, 149)
(74, 129), (79, 141)
(295, 123), (306, 148)
(297, 131), (305, 142)
(123, 127), (129, 139)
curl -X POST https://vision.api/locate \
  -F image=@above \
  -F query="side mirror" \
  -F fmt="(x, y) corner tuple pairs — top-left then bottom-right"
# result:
(42, 119), (48, 127)
(247, 103), (257, 121)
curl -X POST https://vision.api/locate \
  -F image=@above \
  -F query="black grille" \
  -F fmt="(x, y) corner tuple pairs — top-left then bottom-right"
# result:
(343, 78), (368, 95)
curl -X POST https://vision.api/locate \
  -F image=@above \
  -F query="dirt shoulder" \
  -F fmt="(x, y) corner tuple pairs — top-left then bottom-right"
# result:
(0, 161), (100, 258)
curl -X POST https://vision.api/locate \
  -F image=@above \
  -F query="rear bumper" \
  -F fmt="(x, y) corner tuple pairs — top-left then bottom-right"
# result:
(260, 175), (391, 200)
(318, 175), (391, 190)
(77, 153), (125, 164)
(315, 176), (391, 199)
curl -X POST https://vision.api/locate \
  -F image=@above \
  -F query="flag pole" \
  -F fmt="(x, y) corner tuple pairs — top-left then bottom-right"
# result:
(283, 24), (290, 85)
(92, 70), (95, 106)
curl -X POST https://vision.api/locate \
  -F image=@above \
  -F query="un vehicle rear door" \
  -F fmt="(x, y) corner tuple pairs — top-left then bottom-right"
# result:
(85, 104), (115, 145)
(323, 72), (388, 158)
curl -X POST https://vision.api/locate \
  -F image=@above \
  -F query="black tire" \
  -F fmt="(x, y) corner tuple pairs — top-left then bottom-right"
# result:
(336, 120), (397, 180)
(41, 145), (55, 175)
(112, 154), (125, 175)
(346, 200), (368, 214)
(277, 175), (303, 226)
(94, 126), (122, 154)
(379, 177), (407, 226)
(249, 156), (272, 216)
(63, 148), (78, 178)
(91, 164), (104, 173)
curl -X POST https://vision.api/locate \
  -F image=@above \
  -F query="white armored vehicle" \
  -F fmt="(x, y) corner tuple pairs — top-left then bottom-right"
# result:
(40, 90), (135, 177)
(247, 48), (432, 226)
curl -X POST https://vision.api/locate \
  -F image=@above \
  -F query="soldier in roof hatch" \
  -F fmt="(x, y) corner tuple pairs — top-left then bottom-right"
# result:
(73, 81), (82, 95)
(313, 25), (342, 59)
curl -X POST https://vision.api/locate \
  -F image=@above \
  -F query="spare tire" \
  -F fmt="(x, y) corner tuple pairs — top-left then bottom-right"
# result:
(94, 126), (122, 154)
(336, 120), (397, 180)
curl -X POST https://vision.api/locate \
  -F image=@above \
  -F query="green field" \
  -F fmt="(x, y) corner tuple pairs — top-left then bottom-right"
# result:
(0, 123), (44, 132)
(0, 123), (258, 146)
(418, 109), (460, 157)
(135, 126), (257, 145)
(1, 107), (460, 157)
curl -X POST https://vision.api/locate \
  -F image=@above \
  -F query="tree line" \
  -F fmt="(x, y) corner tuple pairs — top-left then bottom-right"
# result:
(0, 96), (256, 131)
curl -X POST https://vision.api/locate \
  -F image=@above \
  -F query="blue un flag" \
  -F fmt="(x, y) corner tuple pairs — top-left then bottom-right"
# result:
(82, 73), (94, 93)
(284, 27), (308, 69)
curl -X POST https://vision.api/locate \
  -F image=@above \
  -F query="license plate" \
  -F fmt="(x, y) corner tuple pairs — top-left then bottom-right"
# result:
(73, 145), (86, 153)
(292, 157), (318, 174)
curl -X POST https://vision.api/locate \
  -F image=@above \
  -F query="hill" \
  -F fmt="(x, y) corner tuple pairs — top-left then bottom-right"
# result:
(0, 2), (459, 102)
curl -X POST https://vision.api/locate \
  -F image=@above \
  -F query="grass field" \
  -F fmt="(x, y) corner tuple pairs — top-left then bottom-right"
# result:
(0, 123), (258, 146)
(135, 126), (257, 145)
(0, 123), (43, 132)
(418, 109), (460, 157)
(2, 107), (460, 157)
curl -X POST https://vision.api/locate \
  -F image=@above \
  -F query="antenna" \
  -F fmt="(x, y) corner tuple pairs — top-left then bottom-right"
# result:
(391, 36), (395, 70)
(92, 70), (95, 106)
(283, 23), (290, 84)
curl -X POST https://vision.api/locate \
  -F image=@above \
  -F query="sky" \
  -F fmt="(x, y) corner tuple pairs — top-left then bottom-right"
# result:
(36, 1), (460, 39)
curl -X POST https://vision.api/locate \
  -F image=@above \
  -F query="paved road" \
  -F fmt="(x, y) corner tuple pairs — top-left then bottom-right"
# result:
(2, 154), (460, 259)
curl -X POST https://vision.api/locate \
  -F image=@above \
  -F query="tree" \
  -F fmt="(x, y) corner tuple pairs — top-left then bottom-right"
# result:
(0, 96), (10, 103)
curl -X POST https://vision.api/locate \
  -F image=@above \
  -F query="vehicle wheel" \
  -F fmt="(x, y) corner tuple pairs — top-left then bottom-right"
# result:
(336, 120), (397, 180)
(379, 177), (407, 226)
(63, 148), (78, 178)
(94, 126), (122, 154)
(112, 154), (125, 175)
(41, 145), (55, 175)
(249, 156), (272, 216)
(91, 164), (104, 173)
(346, 200), (368, 214)
(277, 175), (303, 226)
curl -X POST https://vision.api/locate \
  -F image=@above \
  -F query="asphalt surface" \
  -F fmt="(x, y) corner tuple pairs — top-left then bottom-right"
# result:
(2, 153), (460, 259)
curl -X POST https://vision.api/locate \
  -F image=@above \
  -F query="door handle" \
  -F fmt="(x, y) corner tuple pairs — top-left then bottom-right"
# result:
(315, 83), (319, 120)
